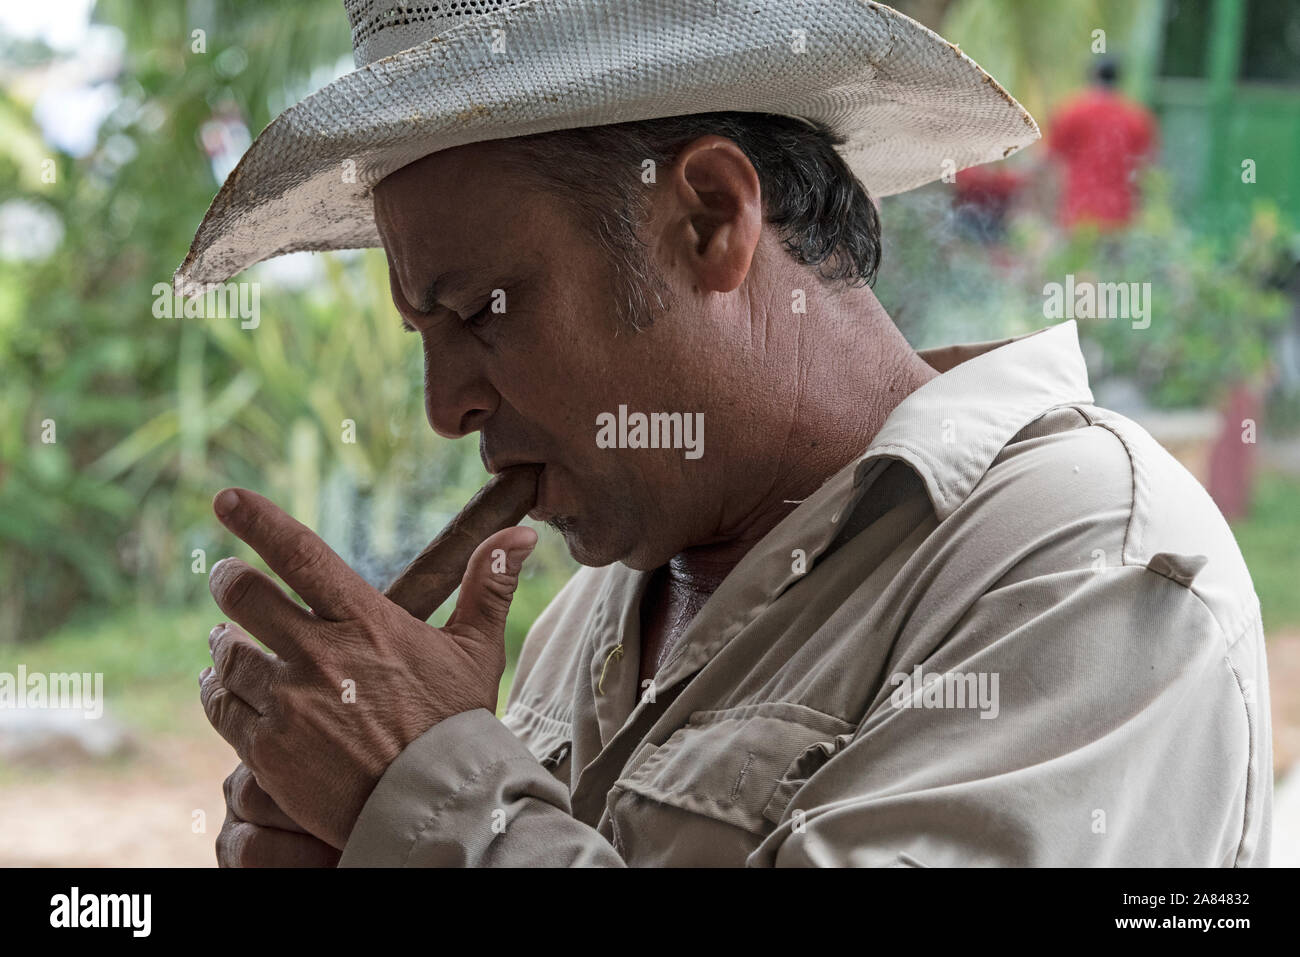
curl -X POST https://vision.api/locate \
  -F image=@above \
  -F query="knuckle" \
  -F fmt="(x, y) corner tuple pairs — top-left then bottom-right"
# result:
(483, 574), (517, 607)
(280, 532), (325, 580)
(211, 632), (237, 674)
(216, 639), (258, 691)
(245, 721), (271, 771)
(233, 766), (264, 819)
(199, 673), (218, 714)
(223, 820), (272, 868)
(221, 765), (245, 807)
(215, 821), (245, 867)
(230, 826), (256, 868)
(209, 683), (232, 719)
(213, 562), (257, 613)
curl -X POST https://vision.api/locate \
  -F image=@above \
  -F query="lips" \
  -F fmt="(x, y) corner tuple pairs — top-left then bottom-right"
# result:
(480, 442), (540, 475)
(481, 456), (549, 516)
(526, 465), (551, 521)
(480, 446), (554, 518)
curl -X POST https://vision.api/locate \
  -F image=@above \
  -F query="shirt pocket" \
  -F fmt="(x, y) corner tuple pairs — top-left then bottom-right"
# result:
(606, 702), (855, 866)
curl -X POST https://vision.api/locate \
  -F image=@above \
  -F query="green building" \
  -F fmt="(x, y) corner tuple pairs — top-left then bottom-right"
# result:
(1138, 0), (1300, 237)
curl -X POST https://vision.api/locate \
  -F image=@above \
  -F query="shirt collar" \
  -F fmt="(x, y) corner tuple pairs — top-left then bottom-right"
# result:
(856, 319), (1094, 521)
(594, 320), (1096, 709)
(658, 319), (1095, 677)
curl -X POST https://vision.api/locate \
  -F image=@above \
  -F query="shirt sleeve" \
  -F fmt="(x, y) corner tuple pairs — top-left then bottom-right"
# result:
(748, 564), (1267, 867)
(338, 708), (626, 867)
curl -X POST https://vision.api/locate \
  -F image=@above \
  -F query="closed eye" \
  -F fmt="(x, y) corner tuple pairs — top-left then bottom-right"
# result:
(398, 305), (492, 334)
(464, 304), (494, 329)
(388, 264), (423, 334)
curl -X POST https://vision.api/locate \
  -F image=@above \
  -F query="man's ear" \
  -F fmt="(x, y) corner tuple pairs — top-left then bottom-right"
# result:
(661, 135), (763, 295)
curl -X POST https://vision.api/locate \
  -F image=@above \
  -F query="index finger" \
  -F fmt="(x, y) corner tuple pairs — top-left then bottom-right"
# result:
(213, 487), (371, 622)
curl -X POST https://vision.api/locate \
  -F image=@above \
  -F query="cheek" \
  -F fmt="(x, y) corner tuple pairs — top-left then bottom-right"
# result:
(495, 278), (679, 455)
(497, 317), (614, 433)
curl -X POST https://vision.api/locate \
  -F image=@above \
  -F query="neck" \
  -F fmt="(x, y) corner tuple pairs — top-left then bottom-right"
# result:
(669, 287), (937, 593)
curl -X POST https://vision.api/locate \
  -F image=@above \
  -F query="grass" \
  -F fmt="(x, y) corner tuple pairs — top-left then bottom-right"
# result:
(1230, 470), (1300, 636)
(1, 603), (215, 736)
(0, 568), (558, 743)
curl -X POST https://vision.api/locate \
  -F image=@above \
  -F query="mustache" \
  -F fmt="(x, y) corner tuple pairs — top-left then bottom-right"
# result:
(479, 431), (547, 474)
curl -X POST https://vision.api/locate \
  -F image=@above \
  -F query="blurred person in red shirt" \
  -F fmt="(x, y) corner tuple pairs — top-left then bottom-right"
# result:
(954, 164), (1026, 243)
(1046, 57), (1158, 230)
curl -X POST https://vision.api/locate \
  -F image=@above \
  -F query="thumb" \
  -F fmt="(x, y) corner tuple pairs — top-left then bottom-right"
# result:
(444, 525), (538, 644)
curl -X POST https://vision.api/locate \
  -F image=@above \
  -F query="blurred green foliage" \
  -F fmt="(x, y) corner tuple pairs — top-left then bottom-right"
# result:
(1, 0), (1297, 653)
(0, 0), (578, 645)
(1051, 180), (1294, 409)
(939, 0), (1158, 123)
(1230, 470), (1300, 634)
(877, 172), (1295, 412)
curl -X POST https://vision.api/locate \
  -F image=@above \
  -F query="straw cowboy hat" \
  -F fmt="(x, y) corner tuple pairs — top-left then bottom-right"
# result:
(175, 0), (1039, 290)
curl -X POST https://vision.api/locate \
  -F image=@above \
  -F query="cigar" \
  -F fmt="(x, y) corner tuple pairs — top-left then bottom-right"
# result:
(383, 464), (542, 621)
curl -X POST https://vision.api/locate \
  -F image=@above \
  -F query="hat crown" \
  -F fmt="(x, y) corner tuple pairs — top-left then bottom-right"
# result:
(179, 0), (1041, 289)
(345, 0), (529, 67)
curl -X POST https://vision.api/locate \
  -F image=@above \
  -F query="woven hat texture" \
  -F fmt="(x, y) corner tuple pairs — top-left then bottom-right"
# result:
(176, 0), (1039, 288)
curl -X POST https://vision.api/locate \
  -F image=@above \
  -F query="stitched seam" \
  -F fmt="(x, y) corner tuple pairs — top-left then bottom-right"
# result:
(872, 400), (1097, 517)
(618, 785), (771, 833)
(1076, 408), (1260, 642)
(401, 754), (549, 866)
(867, 443), (951, 500)
(1071, 407), (1142, 565)
(1008, 404), (1091, 442)
(504, 700), (573, 738)
(1221, 608), (1259, 652)
(730, 752), (756, 803)
(1227, 660), (1258, 867)
(686, 701), (856, 733)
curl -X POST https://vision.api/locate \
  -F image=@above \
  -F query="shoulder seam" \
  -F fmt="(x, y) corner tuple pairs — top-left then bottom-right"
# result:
(1226, 658), (1260, 867)
(1073, 406), (1261, 640)
(1069, 405), (1144, 566)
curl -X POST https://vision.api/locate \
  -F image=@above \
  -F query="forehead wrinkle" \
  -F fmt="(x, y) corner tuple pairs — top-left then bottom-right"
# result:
(375, 181), (464, 313)
(414, 267), (479, 314)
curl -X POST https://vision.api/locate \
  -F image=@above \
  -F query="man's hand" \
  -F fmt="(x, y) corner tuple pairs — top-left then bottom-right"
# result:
(216, 762), (341, 867)
(198, 486), (537, 850)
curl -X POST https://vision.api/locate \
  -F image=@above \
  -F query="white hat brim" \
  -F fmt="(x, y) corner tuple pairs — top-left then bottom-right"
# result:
(175, 0), (1039, 289)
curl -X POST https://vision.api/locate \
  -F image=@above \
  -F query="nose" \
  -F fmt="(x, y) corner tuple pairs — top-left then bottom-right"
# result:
(421, 335), (498, 438)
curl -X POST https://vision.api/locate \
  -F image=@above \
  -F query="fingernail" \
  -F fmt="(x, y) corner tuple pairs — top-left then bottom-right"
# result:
(209, 623), (226, 648)
(209, 559), (235, 593)
(199, 666), (212, 684)
(214, 489), (240, 519)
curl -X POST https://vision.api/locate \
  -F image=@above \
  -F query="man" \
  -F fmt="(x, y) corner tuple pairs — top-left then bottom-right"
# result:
(187, 0), (1271, 866)
(1046, 57), (1159, 231)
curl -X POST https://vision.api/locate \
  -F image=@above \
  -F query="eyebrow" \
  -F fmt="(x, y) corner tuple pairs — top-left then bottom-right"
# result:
(413, 268), (476, 315)
(394, 266), (478, 332)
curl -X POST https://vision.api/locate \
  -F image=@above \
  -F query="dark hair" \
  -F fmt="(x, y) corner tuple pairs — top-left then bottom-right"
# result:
(497, 112), (882, 330)
(1092, 56), (1120, 87)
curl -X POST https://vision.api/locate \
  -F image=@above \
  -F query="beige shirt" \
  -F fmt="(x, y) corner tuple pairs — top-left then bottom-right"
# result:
(340, 319), (1272, 867)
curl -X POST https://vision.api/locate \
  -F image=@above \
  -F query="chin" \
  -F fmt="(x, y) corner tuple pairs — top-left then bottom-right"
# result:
(551, 517), (638, 569)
